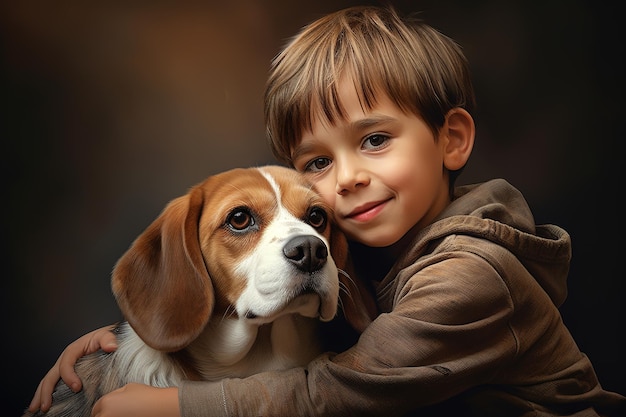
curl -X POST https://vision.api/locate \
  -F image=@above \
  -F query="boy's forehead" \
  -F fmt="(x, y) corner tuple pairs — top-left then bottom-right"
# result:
(285, 71), (399, 164)
(305, 74), (384, 132)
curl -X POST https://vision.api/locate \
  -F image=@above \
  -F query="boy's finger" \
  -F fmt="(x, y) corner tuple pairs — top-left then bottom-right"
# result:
(58, 351), (83, 392)
(27, 382), (44, 412)
(28, 326), (119, 413)
(99, 330), (119, 352)
(28, 365), (60, 413)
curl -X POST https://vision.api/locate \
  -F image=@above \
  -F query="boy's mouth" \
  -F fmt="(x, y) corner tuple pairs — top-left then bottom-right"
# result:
(345, 199), (390, 222)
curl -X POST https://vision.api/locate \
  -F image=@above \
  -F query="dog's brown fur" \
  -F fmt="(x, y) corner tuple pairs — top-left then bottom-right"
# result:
(23, 166), (377, 417)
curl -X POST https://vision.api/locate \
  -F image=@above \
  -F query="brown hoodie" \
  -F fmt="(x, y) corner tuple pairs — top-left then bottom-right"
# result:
(180, 179), (625, 416)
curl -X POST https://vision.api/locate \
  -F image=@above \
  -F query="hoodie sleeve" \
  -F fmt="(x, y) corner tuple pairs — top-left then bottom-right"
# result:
(179, 248), (521, 417)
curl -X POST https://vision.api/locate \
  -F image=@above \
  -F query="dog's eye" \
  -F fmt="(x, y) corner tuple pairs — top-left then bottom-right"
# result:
(227, 208), (256, 231)
(307, 207), (327, 230)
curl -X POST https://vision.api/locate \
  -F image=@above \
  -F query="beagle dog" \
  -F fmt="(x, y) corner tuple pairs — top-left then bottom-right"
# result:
(24, 165), (377, 417)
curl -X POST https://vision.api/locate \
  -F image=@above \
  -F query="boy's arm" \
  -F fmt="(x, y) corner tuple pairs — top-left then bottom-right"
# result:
(178, 254), (521, 416)
(91, 383), (180, 417)
(28, 324), (119, 413)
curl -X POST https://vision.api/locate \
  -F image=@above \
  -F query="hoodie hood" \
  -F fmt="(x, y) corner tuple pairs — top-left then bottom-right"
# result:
(401, 179), (571, 306)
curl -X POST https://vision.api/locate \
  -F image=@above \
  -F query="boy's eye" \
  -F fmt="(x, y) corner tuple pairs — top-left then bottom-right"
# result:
(362, 134), (390, 150)
(304, 157), (331, 172)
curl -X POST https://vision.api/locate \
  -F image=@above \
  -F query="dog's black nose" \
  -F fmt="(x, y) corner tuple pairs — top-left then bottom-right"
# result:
(283, 235), (328, 273)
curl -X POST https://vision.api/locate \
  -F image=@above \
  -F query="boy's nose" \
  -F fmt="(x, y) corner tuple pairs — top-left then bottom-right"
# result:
(335, 159), (370, 195)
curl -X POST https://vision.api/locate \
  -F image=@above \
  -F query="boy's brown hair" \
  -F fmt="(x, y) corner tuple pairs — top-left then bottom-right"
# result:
(264, 5), (476, 189)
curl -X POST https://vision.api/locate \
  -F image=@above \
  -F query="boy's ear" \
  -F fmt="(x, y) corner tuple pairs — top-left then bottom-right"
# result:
(440, 107), (475, 171)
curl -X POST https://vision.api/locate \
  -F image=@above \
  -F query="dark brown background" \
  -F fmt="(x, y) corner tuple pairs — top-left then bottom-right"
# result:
(3, 1), (623, 414)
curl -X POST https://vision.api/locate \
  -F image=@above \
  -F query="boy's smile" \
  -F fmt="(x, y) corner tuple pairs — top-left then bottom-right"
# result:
(292, 76), (453, 248)
(344, 198), (391, 222)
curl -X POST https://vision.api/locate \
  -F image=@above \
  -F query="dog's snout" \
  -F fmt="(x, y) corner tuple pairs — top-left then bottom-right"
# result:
(283, 235), (328, 273)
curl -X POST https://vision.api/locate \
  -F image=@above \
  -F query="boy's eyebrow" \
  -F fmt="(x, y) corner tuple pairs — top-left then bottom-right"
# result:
(291, 115), (397, 161)
(290, 142), (317, 162)
(351, 114), (396, 130)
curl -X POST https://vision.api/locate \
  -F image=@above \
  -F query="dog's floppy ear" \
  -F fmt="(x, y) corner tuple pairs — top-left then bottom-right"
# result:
(329, 224), (378, 333)
(112, 185), (214, 352)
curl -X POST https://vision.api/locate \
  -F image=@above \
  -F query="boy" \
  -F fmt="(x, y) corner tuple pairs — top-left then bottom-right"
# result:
(28, 5), (625, 416)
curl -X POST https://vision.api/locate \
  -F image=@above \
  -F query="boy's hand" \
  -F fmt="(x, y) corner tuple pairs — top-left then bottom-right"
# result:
(91, 383), (180, 417)
(27, 325), (119, 413)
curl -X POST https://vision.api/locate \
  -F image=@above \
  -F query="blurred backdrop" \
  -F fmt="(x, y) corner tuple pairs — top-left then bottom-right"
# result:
(2, 0), (623, 413)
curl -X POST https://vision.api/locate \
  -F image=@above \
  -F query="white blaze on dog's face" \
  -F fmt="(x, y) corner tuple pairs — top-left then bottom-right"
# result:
(198, 166), (339, 325)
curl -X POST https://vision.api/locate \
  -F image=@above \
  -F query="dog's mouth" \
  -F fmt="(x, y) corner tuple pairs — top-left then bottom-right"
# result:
(242, 290), (336, 324)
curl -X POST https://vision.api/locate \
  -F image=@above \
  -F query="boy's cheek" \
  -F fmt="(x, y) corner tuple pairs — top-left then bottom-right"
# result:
(312, 182), (337, 207)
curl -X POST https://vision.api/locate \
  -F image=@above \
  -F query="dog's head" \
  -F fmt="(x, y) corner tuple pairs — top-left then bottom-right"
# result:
(111, 165), (375, 352)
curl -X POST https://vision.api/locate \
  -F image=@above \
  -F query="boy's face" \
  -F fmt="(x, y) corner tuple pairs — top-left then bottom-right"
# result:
(292, 78), (452, 247)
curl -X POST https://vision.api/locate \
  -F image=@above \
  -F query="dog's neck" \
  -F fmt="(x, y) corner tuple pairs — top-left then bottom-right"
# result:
(185, 314), (321, 381)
